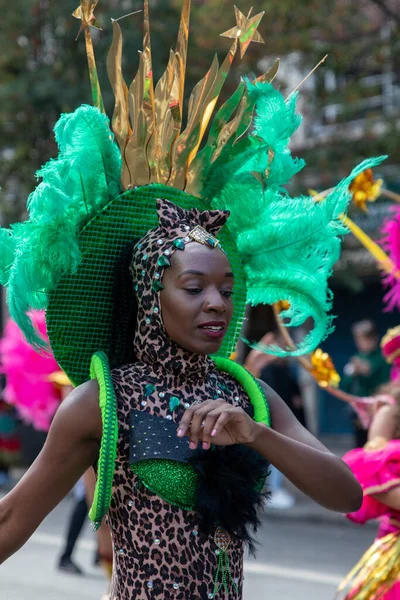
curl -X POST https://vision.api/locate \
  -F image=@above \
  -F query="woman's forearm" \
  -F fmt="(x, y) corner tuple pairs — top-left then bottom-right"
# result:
(371, 488), (400, 511)
(0, 496), (35, 563)
(247, 423), (362, 513)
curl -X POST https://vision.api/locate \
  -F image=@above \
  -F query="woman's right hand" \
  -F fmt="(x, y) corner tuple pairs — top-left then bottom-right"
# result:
(0, 379), (102, 564)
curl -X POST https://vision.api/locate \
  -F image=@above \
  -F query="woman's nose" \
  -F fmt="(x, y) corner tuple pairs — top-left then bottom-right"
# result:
(204, 290), (226, 313)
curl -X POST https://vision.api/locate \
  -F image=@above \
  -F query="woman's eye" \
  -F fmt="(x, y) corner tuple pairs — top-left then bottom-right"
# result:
(186, 288), (202, 295)
(222, 290), (233, 298)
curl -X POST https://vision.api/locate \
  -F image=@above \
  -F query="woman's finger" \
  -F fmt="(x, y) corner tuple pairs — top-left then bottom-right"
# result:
(177, 400), (215, 439)
(202, 407), (237, 446)
(177, 406), (195, 438)
(211, 411), (233, 438)
(188, 409), (208, 449)
(201, 409), (223, 449)
(188, 401), (226, 448)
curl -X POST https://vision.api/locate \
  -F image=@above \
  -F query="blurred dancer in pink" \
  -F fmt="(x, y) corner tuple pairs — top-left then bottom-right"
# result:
(337, 377), (400, 599)
(0, 311), (62, 431)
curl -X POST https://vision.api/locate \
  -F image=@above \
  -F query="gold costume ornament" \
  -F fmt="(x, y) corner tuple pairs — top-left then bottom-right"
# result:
(309, 180), (396, 277)
(336, 532), (400, 600)
(220, 6), (265, 58)
(274, 300), (291, 314)
(72, 1), (102, 37)
(80, 0), (273, 191)
(309, 348), (341, 388)
(73, 0), (104, 112)
(349, 168), (383, 213)
(189, 225), (220, 249)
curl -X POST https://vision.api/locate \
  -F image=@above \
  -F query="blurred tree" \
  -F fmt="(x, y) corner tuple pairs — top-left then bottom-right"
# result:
(0, 0), (180, 224)
(0, 0), (398, 224)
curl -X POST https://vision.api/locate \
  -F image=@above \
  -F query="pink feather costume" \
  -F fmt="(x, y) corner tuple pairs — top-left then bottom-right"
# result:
(0, 311), (62, 431)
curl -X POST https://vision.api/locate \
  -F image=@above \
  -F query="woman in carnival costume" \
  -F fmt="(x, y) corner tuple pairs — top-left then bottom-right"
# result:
(337, 330), (400, 600)
(0, 1), (379, 598)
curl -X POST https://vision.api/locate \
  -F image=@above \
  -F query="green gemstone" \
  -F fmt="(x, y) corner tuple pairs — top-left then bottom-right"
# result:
(152, 280), (164, 293)
(144, 384), (156, 397)
(169, 396), (181, 412)
(218, 382), (230, 393)
(158, 255), (171, 268)
(173, 238), (185, 250)
(206, 237), (217, 248)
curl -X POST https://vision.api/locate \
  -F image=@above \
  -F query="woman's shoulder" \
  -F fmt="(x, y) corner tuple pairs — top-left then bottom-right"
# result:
(54, 379), (102, 442)
(67, 379), (100, 407)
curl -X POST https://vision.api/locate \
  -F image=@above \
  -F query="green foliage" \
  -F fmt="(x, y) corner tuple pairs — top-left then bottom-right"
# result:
(0, 0), (180, 224)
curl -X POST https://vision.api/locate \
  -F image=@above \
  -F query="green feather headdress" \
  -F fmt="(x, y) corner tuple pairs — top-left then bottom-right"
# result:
(0, 1), (386, 384)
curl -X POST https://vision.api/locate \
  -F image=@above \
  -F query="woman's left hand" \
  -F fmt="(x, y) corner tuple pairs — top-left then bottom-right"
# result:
(177, 400), (260, 450)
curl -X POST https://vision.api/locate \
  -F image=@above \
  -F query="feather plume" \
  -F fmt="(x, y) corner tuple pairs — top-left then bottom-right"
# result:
(381, 208), (400, 311)
(204, 81), (386, 355)
(0, 228), (15, 286)
(189, 444), (269, 554)
(0, 106), (122, 348)
(0, 312), (62, 431)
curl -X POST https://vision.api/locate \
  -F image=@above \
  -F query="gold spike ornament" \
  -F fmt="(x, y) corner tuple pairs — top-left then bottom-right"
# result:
(220, 6), (265, 58)
(78, 1), (265, 191)
(73, 1), (104, 113)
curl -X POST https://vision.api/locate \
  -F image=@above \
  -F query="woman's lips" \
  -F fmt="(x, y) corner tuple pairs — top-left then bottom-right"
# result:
(198, 322), (226, 339)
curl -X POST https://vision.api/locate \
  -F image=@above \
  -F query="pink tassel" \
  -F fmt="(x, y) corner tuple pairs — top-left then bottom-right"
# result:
(0, 312), (62, 431)
(381, 208), (400, 311)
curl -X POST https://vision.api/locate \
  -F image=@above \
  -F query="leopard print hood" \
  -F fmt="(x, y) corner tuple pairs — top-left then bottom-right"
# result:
(130, 198), (229, 380)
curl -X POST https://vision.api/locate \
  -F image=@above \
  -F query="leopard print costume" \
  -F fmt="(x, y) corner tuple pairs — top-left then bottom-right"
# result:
(106, 199), (258, 599)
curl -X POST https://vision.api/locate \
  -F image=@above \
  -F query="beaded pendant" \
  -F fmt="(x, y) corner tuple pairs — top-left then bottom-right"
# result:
(211, 526), (238, 597)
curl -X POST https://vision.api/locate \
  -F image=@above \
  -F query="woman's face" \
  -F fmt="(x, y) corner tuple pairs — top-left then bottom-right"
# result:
(160, 243), (234, 355)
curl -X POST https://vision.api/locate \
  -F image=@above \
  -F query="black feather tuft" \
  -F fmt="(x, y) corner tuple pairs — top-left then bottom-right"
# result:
(188, 444), (270, 555)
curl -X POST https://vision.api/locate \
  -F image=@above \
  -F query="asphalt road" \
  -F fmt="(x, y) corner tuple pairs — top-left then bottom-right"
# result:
(0, 495), (374, 600)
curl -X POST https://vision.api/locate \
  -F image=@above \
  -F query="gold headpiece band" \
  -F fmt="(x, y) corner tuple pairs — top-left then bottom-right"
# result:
(189, 225), (220, 249)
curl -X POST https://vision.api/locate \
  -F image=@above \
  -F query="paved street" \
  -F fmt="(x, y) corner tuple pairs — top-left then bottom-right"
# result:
(0, 493), (374, 600)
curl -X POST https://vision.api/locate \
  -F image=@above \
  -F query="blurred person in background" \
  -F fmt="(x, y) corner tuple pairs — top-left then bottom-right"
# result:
(0, 394), (20, 489)
(337, 381), (400, 599)
(342, 320), (390, 448)
(58, 477), (88, 575)
(84, 468), (113, 600)
(244, 332), (306, 509)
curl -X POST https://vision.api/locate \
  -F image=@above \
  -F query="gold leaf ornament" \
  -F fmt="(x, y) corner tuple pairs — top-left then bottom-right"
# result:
(274, 300), (290, 314)
(309, 349), (340, 388)
(72, 1), (102, 38)
(77, 1), (267, 190)
(221, 6), (265, 58)
(349, 168), (383, 212)
(73, 0), (104, 112)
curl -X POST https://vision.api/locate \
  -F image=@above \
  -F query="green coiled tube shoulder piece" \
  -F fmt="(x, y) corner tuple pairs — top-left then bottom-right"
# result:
(88, 351), (119, 531)
(213, 357), (271, 427)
